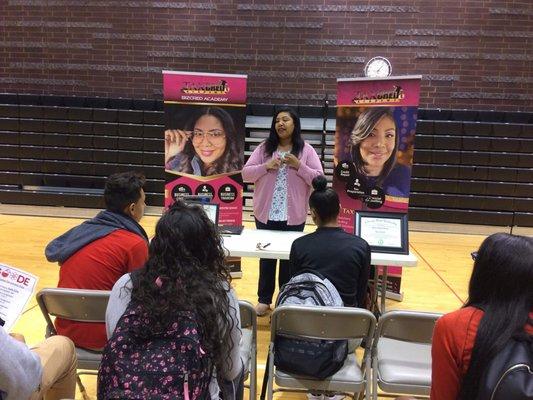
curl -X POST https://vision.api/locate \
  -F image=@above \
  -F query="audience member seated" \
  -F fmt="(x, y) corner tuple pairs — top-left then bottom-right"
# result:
(100, 201), (244, 400)
(431, 233), (533, 400)
(0, 325), (77, 400)
(289, 175), (371, 308)
(45, 171), (149, 350)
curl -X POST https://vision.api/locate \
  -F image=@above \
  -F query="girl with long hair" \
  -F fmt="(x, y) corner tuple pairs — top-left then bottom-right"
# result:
(431, 233), (533, 400)
(165, 106), (243, 176)
(101, 201), (243, 399)
(242, 107), (323, 316)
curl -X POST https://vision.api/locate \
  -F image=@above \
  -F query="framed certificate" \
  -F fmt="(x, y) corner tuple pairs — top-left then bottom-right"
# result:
(354, 212), (409, 254)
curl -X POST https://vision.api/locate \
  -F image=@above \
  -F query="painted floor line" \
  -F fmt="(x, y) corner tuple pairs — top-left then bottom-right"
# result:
(410, 244), (465, 304)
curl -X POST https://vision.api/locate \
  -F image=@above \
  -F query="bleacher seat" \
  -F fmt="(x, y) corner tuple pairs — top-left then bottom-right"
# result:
(43, 106), (68, 120)
(93, 108), (118, 122)
(19, 105), (44, 119)
(462, 122), (492, 136)
(68, 107), (93, 121)
(0, 104), (19, 118)
(69, 121), (93, 135)
(433, 121), (462, 136)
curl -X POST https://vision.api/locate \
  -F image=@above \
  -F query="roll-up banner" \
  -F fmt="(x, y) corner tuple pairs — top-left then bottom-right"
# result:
(333, 76), (422, 296)
(163, 71), (247, 276)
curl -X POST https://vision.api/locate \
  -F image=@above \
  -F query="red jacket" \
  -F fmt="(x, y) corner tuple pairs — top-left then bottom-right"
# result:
(55, 229), (148, 349)
(431, 306), (533, 400)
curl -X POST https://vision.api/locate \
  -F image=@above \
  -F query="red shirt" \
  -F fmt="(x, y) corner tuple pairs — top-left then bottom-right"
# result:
(55, 229), (148, 349)
(431, 306), (533, 400)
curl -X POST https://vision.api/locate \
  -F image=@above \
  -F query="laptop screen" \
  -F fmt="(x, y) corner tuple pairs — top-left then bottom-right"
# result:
(200, 203), (219, 226)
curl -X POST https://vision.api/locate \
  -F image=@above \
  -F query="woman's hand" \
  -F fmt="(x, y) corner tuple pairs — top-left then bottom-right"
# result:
(265, 157), (282, 170)
(164, 129), (190, 163)
(283, 153), (301, 169)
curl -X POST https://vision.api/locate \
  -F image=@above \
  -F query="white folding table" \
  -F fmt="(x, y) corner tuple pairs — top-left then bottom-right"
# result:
(222, 228), (417, 312)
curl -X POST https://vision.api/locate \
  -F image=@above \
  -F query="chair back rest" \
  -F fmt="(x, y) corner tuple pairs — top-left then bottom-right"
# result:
(238, 300), (257, 331)
(376, 310), (442, 344)
(271, 305), (376, 341)
(36, 288), (111, 334)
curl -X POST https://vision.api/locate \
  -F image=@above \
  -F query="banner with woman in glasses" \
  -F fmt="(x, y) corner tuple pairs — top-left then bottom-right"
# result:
(163, 71), (247, 226)
(333, 76), (421, 296)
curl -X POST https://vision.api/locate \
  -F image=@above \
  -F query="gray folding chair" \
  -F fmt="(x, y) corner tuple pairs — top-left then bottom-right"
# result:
(239, 300), (258, 400)
(266, 305), (377, 400)
(36, 288), (111, 400)
(371, 310), (442, 399)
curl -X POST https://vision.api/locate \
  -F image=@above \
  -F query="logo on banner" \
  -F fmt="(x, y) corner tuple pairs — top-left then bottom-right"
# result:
(352, 85), (405, 105)
(182, 80), (229, 95)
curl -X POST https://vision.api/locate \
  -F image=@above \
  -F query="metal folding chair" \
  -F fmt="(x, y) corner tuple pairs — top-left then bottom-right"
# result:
(36, 288), (111, 400)
(266, 305), (376, 400)
(239, 300), (258, 400)
(371, 310), (442, 399)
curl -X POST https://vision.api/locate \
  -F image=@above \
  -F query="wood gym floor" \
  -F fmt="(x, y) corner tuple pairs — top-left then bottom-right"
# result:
(1, 204), (530, 399)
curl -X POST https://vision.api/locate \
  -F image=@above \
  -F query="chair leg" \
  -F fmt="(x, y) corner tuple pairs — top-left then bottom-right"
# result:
(250, 348), (257, 400)
(267, 344), (274, 400)
(76, 374), (91, 400)
(371, 358), (378, 400)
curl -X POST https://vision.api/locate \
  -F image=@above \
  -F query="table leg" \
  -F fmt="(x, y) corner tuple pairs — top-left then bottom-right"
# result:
(372, 265), (379, 314)
(380, 265), (388, 314)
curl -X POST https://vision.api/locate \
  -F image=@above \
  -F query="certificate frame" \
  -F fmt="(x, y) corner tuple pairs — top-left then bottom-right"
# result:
(354, 211), (409, 254)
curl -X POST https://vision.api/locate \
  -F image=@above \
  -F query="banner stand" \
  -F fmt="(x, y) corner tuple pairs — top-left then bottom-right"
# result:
(163, 71), (248, 277)
(333, 75), (422, 298)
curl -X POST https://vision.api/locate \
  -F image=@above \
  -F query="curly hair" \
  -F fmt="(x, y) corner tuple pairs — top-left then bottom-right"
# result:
(179, 107), (242, 176)
(128, 200), (234, 389)
(350, 107), (399, 187)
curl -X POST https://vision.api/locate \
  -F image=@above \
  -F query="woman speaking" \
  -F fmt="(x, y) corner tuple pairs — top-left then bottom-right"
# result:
(242, 107), (323, 316)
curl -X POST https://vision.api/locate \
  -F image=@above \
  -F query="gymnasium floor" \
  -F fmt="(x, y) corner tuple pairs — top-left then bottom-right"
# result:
(1, 205), (528, 399)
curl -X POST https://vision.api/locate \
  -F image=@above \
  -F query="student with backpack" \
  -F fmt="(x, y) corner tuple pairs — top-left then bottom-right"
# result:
(262, 175), (371, 400)
(289, 175), (371, 308)
(431, 233), (533, 400)
(98, 201), (244, 400)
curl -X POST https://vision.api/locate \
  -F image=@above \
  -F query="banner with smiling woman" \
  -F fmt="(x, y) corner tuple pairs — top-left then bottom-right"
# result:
(333, 75), (421, 295)
(163, 71), (247, 226)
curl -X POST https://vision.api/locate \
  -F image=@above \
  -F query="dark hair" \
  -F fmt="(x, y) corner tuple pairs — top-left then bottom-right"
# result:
(104, 171), (145, 213)
(309, 175), (340, 224)
(264, 107), (304, 157)
(128, 201), (233, 390)
(458, 233), (533, 400)
(179, 107), (242, 176)
(350, 107), (398, 186)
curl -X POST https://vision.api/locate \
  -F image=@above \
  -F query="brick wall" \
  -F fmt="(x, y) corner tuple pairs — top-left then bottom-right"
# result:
(0, 0), (531, 110)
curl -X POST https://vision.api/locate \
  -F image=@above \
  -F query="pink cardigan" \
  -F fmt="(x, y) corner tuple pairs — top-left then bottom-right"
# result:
(242, 142), (323, 225)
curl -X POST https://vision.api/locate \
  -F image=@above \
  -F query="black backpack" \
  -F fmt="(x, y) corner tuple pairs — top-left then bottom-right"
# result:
(272, 271), (348, 380)
(476, 336), (533, 400)
(97, 303), (211, 400)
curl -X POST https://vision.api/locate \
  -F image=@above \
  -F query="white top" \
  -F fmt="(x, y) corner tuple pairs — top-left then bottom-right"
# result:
(268, 151), (289, 221)
(0, 326), (42, 400)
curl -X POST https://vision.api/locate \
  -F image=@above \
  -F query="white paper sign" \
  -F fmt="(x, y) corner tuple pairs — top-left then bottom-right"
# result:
(0, 263), (38, 332)
(359, 216), (402, 248)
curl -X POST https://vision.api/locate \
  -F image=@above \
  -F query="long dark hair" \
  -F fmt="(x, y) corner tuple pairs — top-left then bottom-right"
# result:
(350, 107), (398, 186)
(179, 106), (242, 176)
(128, 201), (234, 388)
(309, 175), (339, 225)
(458, 233), (533, 400)
(264, 107), (304, 157)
